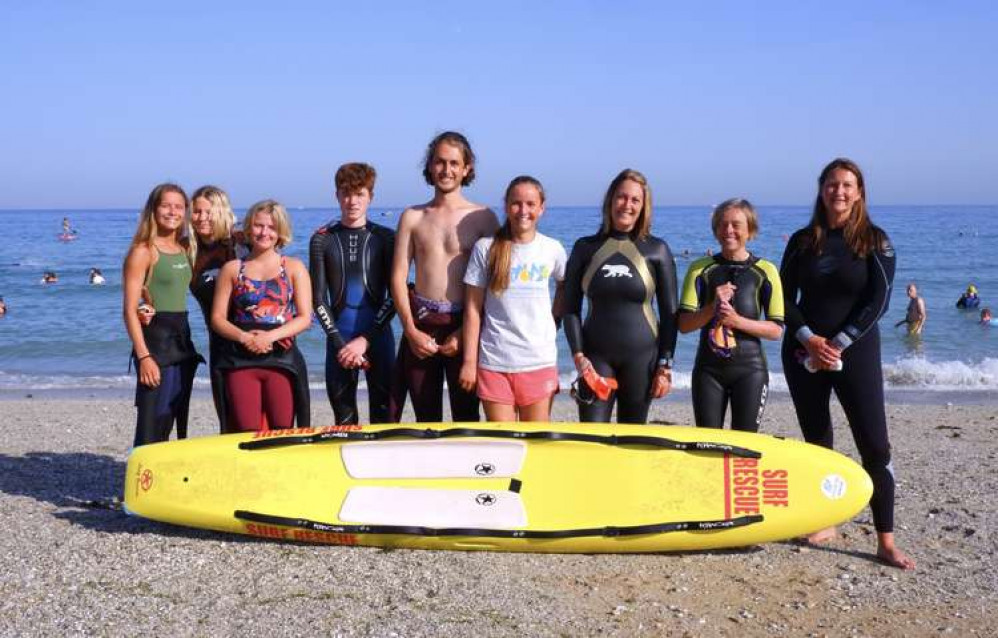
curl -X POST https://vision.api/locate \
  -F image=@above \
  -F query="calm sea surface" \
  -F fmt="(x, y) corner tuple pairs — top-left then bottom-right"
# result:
(1, 205), (996, 398)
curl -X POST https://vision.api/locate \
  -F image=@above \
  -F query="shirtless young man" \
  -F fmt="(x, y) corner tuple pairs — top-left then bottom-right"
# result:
(391, 131), (499, 422)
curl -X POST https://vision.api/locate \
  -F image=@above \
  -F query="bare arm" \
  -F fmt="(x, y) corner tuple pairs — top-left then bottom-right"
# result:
(210, 260), (249, 345)
(458, 285), (485, 392)
(678, 305), (714, 333)
(122, 244), (159, 387)
(391, 209), (437, 358)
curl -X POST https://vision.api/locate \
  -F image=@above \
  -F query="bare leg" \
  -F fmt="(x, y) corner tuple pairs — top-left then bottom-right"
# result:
(483, 400), (517, 423)
(517, 397), (553, 423)
(877, 531), (916, 570)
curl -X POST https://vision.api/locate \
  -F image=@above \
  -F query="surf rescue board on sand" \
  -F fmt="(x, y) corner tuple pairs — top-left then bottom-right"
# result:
(124, 422), (872, 553)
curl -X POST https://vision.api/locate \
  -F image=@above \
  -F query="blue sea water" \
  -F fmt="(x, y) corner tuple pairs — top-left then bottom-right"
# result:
(1, 205), (996, 398)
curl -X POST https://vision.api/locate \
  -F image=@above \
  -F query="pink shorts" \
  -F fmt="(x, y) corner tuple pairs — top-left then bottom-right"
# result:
(477, 366), (560, 407)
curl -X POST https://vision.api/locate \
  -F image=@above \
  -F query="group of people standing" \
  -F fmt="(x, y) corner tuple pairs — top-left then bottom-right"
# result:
(121, 131), (913, 569)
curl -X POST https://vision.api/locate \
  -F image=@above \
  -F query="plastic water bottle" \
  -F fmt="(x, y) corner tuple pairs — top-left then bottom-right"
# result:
(803, 357), (843, 373)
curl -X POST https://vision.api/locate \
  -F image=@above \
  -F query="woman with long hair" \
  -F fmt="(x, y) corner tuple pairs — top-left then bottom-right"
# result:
(780, 158), (914, 569)
(562, 169), (678, 423)
(459, 175), (567, 421)
(211, 200), (312, 431)
(122, 183), (201, 446)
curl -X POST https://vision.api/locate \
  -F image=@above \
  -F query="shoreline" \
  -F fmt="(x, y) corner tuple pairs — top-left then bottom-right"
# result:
(3, 385), (996, 407)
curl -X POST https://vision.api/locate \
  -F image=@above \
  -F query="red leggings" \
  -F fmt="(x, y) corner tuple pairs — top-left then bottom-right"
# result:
(225, 367), (295, 432)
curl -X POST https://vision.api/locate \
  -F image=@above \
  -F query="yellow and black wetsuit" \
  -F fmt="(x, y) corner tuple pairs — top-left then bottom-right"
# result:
(680, 254), (784, 432)
(563, 230), (678, 423)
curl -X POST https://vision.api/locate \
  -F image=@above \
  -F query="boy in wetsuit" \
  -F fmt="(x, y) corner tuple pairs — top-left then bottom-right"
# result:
(390, 131), (499, 422)
(310, 163), (396, 424)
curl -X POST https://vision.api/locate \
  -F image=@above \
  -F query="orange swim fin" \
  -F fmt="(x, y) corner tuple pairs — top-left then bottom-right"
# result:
(582, 366), (618, 402)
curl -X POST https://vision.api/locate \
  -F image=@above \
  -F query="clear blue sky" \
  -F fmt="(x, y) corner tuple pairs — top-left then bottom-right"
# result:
(2, 1), (995, 208)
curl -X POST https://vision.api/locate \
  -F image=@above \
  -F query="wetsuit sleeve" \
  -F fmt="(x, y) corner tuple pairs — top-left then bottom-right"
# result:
(308, 230), (347, 351)
(832, 230), (896, 350)
(679, 258), (708, 312)
(653, 240), (679, 364)
(562, 238), (591, 355)
(757, 259), (785, 324)
(363, 226), (397, 342)
(779, 231), (809, 343)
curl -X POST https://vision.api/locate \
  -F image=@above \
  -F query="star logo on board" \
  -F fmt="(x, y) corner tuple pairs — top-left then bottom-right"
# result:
(139, 468), (154, 492)
(476, 493), (496, 506)
(475, 463), (496, 476)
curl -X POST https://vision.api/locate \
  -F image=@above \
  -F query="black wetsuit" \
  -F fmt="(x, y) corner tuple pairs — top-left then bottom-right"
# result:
(190, 234), (246, 431)
(309, 221), (396, 424)
(563, 231), (678, 423)
(680, 254), (784, 432)
(780, 226), (897, 532)
(133, 312), (201, 446)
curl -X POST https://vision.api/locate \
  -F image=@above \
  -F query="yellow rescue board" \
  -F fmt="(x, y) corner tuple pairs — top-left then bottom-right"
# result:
(124, 422), (872, 553)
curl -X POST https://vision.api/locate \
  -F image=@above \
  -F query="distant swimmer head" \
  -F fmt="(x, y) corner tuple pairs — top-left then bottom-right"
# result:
(423, 131), (476, 189)
(601, 169), (653, 239)
(335, 163), (377, 228)
(968, 284), (978, 295)
(982, 308), (993, 323)
(711, 198), (758, 254)
(190, 185), (235, 244)
(906, 282), (918, 297)
(41, 271), (58, 284)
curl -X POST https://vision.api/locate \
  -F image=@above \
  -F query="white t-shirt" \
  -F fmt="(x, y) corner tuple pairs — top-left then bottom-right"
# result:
(463, 232), (567, 372)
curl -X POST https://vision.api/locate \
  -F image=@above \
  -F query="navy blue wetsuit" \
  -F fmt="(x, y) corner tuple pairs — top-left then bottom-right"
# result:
(563, 231), (678, 424)
(309, 221), (395, 424)
(780, 226), (897, 532)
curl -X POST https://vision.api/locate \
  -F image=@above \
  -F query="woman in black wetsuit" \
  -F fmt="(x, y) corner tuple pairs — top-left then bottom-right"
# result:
(780, 158), (914, 570)
(678, 199), (784, 432)
(563, 169), (678, 423)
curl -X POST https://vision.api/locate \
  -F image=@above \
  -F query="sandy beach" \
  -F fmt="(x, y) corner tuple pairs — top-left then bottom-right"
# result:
(0, 395), (994, 637)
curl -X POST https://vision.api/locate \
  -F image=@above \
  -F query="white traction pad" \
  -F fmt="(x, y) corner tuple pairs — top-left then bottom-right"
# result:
(339, 487), (527, 528)
(341, 440), (526, 479)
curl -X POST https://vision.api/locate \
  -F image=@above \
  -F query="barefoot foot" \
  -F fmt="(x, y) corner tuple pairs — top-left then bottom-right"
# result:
(877, 532), (915, 570)
(805, 526), (838, 545)
(877, 545), (916, 570)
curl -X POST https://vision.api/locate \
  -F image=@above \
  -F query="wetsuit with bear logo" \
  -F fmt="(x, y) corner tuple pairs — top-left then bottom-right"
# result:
(563, 230), (678, 423)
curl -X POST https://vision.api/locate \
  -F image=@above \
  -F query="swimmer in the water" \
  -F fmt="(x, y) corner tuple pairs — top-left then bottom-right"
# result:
(981, 308), (996, 326)
(41, 271), (58, 284)
(89, 268), (106, 285)
(956, 284), (979, 309)
(894, 283), (926, 335)
(0, 296), (7, 317)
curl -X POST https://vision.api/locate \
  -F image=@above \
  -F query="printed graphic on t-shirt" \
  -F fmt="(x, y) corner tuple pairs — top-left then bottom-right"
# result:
(512, 263), (552, 283)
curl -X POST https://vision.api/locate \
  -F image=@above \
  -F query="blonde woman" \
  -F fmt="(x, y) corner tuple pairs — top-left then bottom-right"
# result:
(122, 183), (201, 446)
(211, 200), (312, 431)
(459, 176), (567, 422)
(562, 169), (679, 424)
